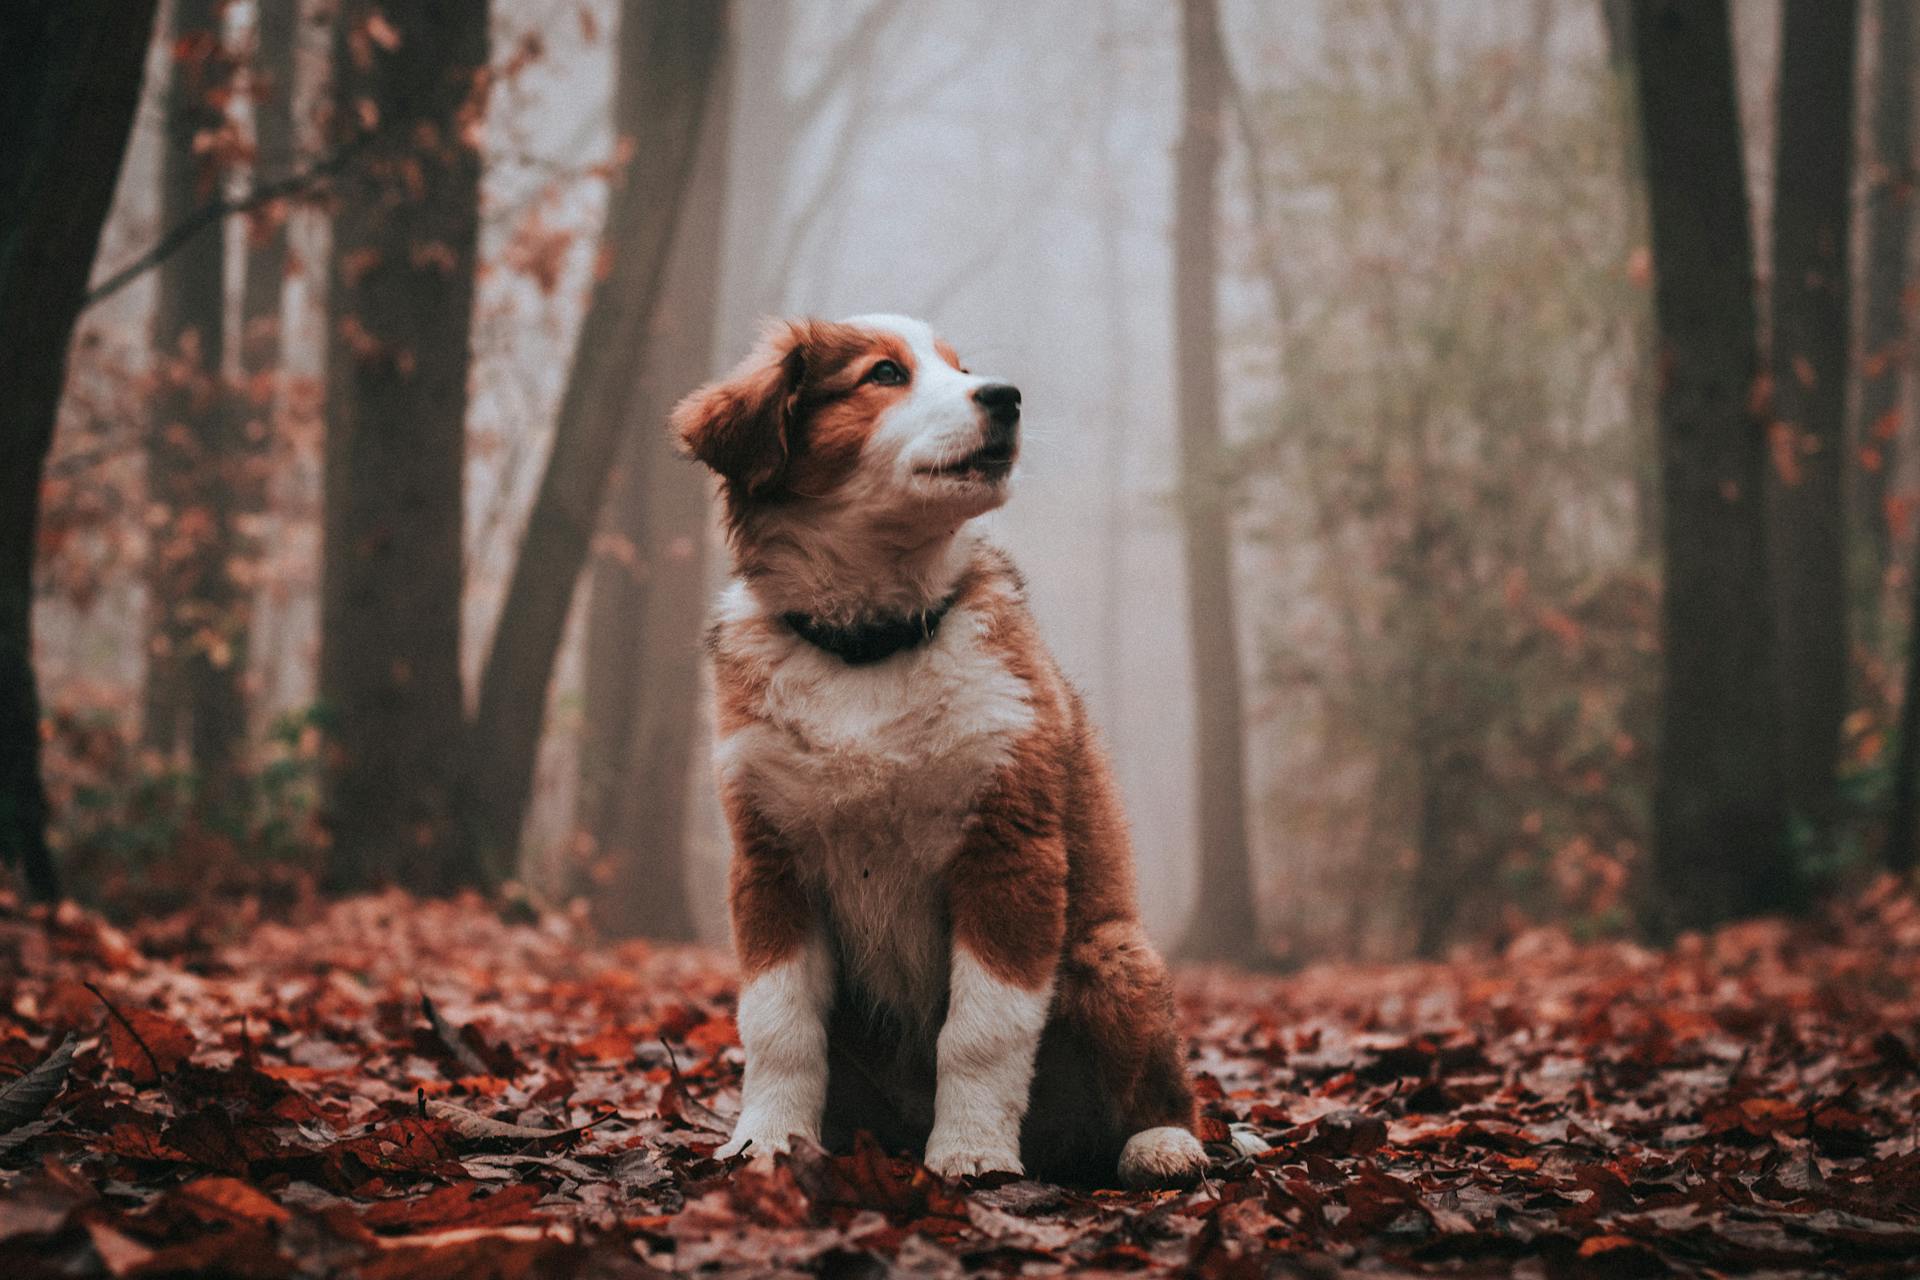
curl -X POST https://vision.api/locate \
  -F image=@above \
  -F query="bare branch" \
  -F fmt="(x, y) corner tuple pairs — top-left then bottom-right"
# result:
(83, 140), (364, 310)
(785, 0), (910, 121)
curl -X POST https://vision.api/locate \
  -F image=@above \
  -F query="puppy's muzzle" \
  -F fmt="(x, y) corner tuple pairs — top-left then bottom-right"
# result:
(974, 383), (1022, 452)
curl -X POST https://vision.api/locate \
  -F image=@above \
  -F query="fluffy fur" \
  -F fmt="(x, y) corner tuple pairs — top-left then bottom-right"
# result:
(680, 314), (1204, 1187)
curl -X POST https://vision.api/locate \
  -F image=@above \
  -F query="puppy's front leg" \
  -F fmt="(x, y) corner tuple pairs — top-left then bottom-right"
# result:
(716, 796), (832, 1161)
(924, 776), (1067, 1179)
(719, 935), (831, 1160)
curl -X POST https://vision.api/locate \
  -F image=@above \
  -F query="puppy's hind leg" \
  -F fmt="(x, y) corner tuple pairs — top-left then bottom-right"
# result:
(1050, 921), (1210, 1189)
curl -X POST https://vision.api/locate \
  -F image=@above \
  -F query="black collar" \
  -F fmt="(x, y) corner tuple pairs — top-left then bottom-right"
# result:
(783, 594), (958, 665)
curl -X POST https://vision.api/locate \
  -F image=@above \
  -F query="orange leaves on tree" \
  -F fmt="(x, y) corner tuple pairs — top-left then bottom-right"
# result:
(1769, 421), (1805, 487)
(502, 213), (576, 296)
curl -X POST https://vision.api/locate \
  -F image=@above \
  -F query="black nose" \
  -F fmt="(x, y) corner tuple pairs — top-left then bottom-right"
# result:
(973, 382), (1021, 427)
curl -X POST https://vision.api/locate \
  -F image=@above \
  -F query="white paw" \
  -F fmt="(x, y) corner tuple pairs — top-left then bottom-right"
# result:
(923, 1129), (1023, 1179)
(715, 1120), (813, 1163)
(1118, 1125), (1208, 1189)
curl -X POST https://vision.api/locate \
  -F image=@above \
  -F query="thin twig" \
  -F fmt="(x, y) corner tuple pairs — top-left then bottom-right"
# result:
(658, 1036), (731, 1134)
(83, 139), (366, 310)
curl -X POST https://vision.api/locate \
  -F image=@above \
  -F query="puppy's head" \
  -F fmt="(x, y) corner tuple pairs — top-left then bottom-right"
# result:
(672, 314), (1020, 535)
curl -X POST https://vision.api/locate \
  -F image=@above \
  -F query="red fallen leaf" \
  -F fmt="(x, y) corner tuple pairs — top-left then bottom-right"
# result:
(1331, 1162), (1429, 1237)
(653, 1002), (709, 1041)
(684, 1014), (738, 1054)
(326, 1116), (464, 1185)
(357, 1233), (580, 1280)
(420, 1095), (594, 1144)
(126, 1223), (288, 1279)
(785, 1132), (971, 1230)
(1294, 1109), (1387, 1157)
(418, 995), (522, 1079)
(1576, 1233), (1667, 1276)
(1703, 1095), (1803, 1139)
(1809, 1103), (1878, 1157)
(81, 1219), (153, 1277)
(655, 1041), (730, 1133)
(166, 1105), (289, 1174)
(360, 1182), (543, 1234)
(165, 1175), (292, 1226)
(98, 1119), (195, 1164)
(573, 1027), (639, 1061)
(0, 1160), (95, 1242)
(1191, 1072), (1227, 1102)
(170, 1061), (324, 1123)
(95, 995), (194, 1084)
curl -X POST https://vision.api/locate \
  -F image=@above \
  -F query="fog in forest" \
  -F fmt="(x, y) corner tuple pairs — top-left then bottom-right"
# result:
(16, 0), (1912, 962)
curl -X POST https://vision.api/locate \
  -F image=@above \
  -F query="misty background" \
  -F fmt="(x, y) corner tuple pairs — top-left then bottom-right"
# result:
(14, 0), (1907, 961)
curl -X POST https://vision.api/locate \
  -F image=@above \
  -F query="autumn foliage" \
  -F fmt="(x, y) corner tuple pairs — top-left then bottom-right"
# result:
(2, 883), (1919, 1276)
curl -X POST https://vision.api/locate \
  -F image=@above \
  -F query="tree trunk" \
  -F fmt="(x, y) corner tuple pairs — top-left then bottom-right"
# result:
(1769, 0), (1860, 851)
(0, 0), (161, 899)
(1628, 0), (1792, 929)
(1600, 0), (1662, 560)
(227, 0), (299, 748)
(319, 0), (488, 893)
(1857, 0), (1914, 626)
(457, 0), (726, 886)
(578, 36), (733, 940)
(1173, 0), (1259, 962)
(146, 0), (250, 802)
(1888, 546), (1920, 870)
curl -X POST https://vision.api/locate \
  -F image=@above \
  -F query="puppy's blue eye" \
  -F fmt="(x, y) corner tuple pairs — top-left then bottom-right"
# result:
(864, 359), (908, 387)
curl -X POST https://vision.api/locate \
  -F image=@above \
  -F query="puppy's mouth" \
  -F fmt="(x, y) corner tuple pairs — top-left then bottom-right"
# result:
(917, 439), (1017, 481)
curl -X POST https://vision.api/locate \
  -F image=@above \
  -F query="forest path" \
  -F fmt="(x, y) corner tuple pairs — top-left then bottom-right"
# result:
(2, 884), (1918, 1276)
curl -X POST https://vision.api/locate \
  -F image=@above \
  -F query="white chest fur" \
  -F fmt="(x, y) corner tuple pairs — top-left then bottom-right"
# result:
(714, 583), (1035, 1021)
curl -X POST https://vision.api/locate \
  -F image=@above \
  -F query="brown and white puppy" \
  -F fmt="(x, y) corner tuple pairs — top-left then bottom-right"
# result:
(674, 314), (1205, 1187)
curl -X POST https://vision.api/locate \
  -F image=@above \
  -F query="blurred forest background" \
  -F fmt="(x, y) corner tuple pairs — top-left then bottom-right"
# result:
(4, 0), (1915, 964)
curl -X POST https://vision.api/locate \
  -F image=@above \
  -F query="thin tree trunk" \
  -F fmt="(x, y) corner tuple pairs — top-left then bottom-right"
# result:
(319, 0), (487, 893)
(145, 0), (246, 798)
(1173, 0), (1259, 962)
(457, 0), (725, 885)
(578, 28), (733, 939)
(1857, 0), (1915, 627)
(228, 0), (299, 748)
(1600, 0), (1662, 560)
(0, 0), (161, 900)
(1095, 0), (1137, 721)
(1888, 546), (1920, 870)
(1769, 0), (1860, 851)
(1628, 0), (1791, 929)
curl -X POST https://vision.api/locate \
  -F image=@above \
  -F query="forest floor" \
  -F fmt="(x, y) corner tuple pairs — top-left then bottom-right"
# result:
(2, 883), (1919, 1278)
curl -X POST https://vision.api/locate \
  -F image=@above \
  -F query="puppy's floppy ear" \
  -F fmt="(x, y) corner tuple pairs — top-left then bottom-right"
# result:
(671, 321), (809, 496)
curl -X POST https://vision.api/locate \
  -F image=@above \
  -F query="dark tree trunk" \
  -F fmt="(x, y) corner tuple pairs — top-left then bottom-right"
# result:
(319, 0), (488, 893)
(1173, 0), (1259, 962)
(1628, 0), (1792, 928)
(1769, 0), (1860, 850)
(146, 0), (250, 802)
(578, 38), (732, 940)
(1857, 0), (1915, 623)
(457, 0), (726, 885)
(0, 0), (161, 899)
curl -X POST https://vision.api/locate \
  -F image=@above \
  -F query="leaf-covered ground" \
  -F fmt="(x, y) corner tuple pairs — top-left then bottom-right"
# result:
(3, 883), (1920, 1278)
